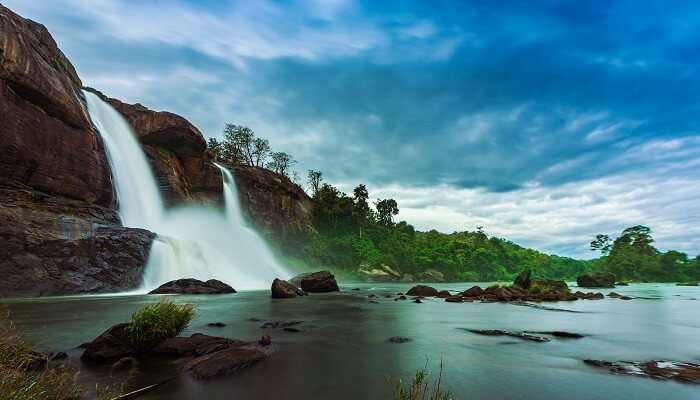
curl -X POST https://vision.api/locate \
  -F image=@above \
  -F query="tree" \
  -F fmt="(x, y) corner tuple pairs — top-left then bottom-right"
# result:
(307, 170), (323, 196)
(267, 151), (296, 177)
(252, 137), (271, 167)
(222, 124), (252, 165)
(207, 138), (222, 161)
(590, 234), (612, 255)
(375, 198), (399, 226)
(352, 184), (371, 236)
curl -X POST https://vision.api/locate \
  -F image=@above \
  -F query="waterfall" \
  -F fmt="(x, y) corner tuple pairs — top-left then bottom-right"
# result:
(83, 90), (289, 291)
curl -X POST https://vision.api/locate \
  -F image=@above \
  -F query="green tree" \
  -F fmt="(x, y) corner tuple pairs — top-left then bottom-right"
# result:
(375, 198), (399, 226)
(267, 151), (296, 177)
(207, 137), (222, 161)
(307, 170), (323, 196)
(252, 137), (271, 167)
(590, 234), (612, 255)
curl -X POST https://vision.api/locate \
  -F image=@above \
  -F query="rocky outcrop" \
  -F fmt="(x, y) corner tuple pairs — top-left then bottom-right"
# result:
(577, 272), (616, 288)
(149, 279), (236, 294)
(0, 5), (155, 297)
(290, 271), (339, 293)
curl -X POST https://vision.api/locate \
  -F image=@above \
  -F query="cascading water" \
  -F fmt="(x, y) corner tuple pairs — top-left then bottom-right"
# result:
(83, 90), (290, 291)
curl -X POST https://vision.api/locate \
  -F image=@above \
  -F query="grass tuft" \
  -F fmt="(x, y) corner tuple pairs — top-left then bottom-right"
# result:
(127, 300), (195, 350)
(392, 360), (455, 400)
(0, 307), (81, 400)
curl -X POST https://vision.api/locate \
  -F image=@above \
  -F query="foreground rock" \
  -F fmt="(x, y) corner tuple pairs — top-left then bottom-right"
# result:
(584, 360), (700, 384)
(406, 285), (439, 297)
(577, 272), (616, 288)
(81, 324), (269, 380)
(271, 278), (306, 298)
(149, 279), (236, 294)
(81, 323), (134, 363)
(290, 271), (339, 293)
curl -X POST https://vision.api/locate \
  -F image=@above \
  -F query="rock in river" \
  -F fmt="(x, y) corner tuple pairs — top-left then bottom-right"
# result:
(290, 271), (339, 293)
(149, 278), (236, 294)
(81, 323), (134, 363)
(271, 278), (306, 298)
(577, 272), (616, 288)
(406, 285), (439, 297)
(584, 360), (700, 384)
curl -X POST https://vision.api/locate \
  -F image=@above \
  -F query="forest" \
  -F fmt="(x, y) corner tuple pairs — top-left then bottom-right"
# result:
(208, 127), (700, 283)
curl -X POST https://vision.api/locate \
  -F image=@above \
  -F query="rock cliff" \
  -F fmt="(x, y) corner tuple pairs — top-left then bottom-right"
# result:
(0, 5), (153, 296)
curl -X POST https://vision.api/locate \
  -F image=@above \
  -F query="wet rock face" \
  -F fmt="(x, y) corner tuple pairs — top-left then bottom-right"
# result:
(290, 271), (339, 293)
(149, 279), (236, 295)
(0, 5), (113, 205)
(577, 272), (616, 288)
(0, 214), (154, 297)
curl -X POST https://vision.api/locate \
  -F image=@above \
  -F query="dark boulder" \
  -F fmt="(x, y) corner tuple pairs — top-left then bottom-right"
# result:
(513, 269), (531, 290)
(406, 285), (439, 297)
(531, 279), (568, 292)
(271, 278), (305, 298)
(259, 335), (272, 346)
(149, 278), (236, 294)
(290, 271), (339, 293)
(184, 346), (268, 380)
(436, 290), (451, 298)
(577, 272), (616, 288)
(388, 336), (412, 343)
(445, 296), (464, 303)
(462, 286), (483, 297)
(81, 323), (134, 363)
(111, 356), (139, 372)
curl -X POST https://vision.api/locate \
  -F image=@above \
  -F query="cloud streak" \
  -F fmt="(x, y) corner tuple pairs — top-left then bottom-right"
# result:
(5, 0), (699, 257)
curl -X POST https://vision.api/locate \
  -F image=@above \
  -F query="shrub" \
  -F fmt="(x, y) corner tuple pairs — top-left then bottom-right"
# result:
(127, 300), (195, 350)
(392, 361), (455, 400)
(0, 308), (81, 400)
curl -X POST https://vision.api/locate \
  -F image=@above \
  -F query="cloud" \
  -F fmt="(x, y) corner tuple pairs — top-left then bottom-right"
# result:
(5, 0), (700, 257)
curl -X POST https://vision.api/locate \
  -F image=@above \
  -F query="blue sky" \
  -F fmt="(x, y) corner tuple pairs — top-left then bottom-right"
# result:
(7, 0), (700, 258)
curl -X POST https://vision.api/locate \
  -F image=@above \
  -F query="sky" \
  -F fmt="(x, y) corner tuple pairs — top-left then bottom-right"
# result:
(6, 0), (700, 258)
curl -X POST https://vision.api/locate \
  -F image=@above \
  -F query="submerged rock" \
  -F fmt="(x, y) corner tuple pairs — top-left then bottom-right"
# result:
(584, 360), (700, 384)
(290, 271), (339, 293)
(677, 282), (699, 286)
(153, 333), (244, 357)
(388, 336), (412, 344)
(577, 272), (616, 288)
(208, 322), (226, 328)
(406, 285), (439, 297)
(271, 278), (306, 298)
(260, 320), (303, 329)
(464, 329), (550, 343)
(149, 278), (236, 294)
(445, 295), (464, 303)
(526, 331), (585, 339)
(184, 346), (269, 380)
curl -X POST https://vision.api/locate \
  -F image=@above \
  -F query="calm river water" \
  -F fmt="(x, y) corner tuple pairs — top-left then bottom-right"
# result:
(4, 283), (700, 399)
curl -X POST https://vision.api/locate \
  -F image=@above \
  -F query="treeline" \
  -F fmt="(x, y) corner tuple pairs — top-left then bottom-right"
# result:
(300, 172), (591, 281)
(589, 226), (700, 282)
(206, 130), (700, 283)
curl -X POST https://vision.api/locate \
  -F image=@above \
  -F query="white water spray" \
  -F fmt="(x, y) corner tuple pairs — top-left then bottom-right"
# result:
(83, 91), (289, 291)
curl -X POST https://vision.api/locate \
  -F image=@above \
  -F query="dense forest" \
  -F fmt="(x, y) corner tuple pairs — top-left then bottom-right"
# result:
(208, 127), (700, 283)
